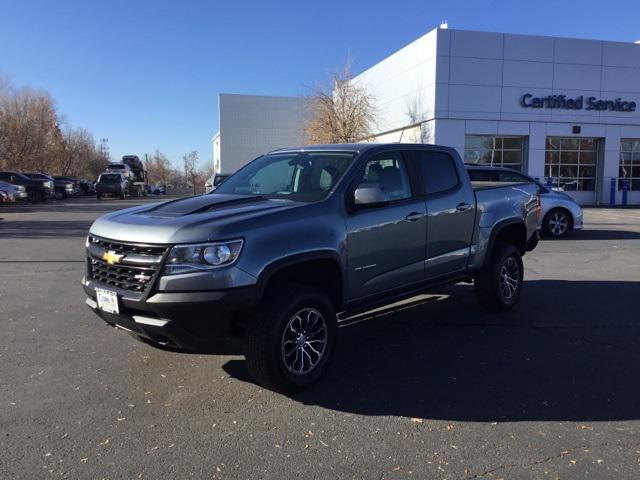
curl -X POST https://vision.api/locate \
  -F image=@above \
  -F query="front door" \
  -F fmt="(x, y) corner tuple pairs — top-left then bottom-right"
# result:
(346, 150), (427, 300)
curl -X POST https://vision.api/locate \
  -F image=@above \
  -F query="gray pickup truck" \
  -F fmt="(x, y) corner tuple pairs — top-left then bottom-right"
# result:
(83, 143), (539, 393)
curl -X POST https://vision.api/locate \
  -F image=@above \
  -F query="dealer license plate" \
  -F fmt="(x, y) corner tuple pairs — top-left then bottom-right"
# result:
(96, 288), (119, 314)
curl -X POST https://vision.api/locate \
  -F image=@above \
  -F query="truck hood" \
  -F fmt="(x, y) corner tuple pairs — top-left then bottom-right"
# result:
(89, 194), (299, 244)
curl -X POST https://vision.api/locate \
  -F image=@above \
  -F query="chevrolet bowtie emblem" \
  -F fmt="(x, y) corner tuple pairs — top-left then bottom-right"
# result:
(103, 250), (124, 265)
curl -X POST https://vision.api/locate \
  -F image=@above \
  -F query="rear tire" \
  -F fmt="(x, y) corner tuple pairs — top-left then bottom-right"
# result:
(244, 284), (337, 394)
(96, 193), (102, 200)
(120, 190), (127, 200)
(474, 243), (523, 311)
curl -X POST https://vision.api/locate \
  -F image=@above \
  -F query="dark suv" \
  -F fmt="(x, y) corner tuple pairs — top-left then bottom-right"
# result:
(0, 171), (54, 202)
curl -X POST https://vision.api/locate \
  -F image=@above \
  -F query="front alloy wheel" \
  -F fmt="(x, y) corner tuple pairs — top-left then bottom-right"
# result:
(545, 210), (570, 237)
(281, 308), (328, 375)
(245, 284), (337, 394)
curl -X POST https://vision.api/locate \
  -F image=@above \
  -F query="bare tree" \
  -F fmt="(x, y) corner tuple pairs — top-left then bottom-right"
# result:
(182, 150), (199, 195)
(0, 88), (61, 172)
(145, 150), (174, 187)
(304, 63), (377, 144)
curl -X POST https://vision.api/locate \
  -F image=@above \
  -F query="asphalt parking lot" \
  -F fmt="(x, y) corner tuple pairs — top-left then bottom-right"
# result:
(1, 197), (639, 479)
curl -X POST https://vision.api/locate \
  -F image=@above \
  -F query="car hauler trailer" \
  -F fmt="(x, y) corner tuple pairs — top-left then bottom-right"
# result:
(121, 155), (147, 197)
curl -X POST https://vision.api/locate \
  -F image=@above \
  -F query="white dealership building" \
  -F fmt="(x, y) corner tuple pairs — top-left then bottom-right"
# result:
(355, 27), (640, 205)
(213, 27), (640, 205)
(212, 93), (309, 174)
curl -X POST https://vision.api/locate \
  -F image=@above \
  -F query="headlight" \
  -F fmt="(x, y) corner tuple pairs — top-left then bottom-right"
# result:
(163, 240), (243, 275)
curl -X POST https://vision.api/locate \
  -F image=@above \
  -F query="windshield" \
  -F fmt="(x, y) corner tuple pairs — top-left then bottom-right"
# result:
(215, 151), (356, 202)
(99, 174), (122, 183)
(108, 165), (125, 170)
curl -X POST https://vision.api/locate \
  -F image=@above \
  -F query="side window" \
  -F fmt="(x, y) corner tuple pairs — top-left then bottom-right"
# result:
(416, 151), (460, 194)
(357, 152), (412, 201)
(467, 169), (498, 182)
(498, 171), (528, 183)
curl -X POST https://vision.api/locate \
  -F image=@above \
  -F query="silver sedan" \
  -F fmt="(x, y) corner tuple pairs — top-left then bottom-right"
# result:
(466, 165), (583, 237)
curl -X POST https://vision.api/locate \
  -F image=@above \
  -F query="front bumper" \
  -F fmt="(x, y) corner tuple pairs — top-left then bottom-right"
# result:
(572, 210), (584, 230)
(83, 278), (257, 350)
(96, 188), (123, 195)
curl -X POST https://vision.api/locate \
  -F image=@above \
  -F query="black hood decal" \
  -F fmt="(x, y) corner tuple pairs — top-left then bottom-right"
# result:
(139, 194), (267, 217)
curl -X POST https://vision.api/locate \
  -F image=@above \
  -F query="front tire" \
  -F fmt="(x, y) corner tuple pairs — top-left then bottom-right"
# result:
(543, 208), (572, 237)
(474, 243), (524, 311)
(244, 284), (337, 394)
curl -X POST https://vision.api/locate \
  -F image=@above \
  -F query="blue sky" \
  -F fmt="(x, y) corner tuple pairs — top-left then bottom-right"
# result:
(1, 0), (639, 168)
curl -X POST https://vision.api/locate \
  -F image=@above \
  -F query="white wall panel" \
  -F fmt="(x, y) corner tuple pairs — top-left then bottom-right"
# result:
(450, 30), (502, 59)
(601, 67), (640, 92)
(553, 38), (602, 65)
(553, 64), (601, 91)
(449, 57), (502, 86)
(503, 34), (554, 62)
(603, 42), (640, 68)
(503, 60), (553, 88)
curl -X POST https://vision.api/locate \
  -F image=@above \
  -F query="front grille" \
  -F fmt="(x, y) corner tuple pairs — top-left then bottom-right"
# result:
(87, 236), (169, 293)
(89, 236), (168, 257)
(89, 258), (156, 292)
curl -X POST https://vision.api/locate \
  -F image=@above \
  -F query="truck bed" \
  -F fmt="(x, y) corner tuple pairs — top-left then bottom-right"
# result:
(471, 180), (531, 190)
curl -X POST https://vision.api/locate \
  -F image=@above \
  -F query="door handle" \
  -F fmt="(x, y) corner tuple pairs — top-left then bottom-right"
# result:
(456, 202), (472, 212)
(405, 212), (424, 222)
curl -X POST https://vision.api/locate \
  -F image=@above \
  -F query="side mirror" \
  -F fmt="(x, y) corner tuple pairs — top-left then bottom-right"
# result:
(354, 185), (389, 208)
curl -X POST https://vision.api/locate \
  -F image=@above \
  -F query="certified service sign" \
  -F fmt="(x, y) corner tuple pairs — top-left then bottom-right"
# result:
(521, 93), (637, 112)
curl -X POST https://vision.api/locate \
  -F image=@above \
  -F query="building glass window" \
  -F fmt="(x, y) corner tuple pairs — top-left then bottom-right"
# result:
(544, 137), (597, 191)
(619, 139), (640, 191)
(464, 136), (524, 171)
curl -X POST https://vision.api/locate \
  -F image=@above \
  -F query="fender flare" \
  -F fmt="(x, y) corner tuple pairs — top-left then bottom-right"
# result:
(483, 218), (527, 268)
(255, 250), (346, 304)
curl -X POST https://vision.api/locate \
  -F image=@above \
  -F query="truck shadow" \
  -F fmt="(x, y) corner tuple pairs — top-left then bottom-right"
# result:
(223, 279), (640, 422)
(545, 230), (640, 240)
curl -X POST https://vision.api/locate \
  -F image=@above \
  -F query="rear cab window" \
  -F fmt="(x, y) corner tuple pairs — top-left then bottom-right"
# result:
(414, 150), (460, 194)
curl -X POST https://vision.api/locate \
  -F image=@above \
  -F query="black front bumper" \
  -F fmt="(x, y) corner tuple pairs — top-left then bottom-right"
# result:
(96, 185), (124, 195)
(83, 280), (257, 350)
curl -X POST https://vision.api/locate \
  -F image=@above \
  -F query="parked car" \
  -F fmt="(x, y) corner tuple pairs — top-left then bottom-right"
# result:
(95, 172), (128, 200)
(466, 165), (583, 237)
(83, 143), (539, 393)
(0, 189), (14, 204)
(205, 173), (231, 193)
(53, 176), (82, 197)
(78, 179), (96, 196)
(0, 180), (28, 201)
(0, 171), (54, 202)
(24, 173), (75, 200)
(151, 184), (166, 195)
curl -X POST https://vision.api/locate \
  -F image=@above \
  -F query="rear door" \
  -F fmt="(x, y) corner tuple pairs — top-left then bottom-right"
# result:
(345, 150), (427, 300)
(413, 150), (476, 279)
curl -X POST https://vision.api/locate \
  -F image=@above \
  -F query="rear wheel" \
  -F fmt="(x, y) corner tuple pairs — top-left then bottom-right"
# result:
(96, 193), (102, 200)
(474, 243), (523, 311)
(244, 284), (337, 394)
(543, 209), (572, 237)
(120, 190), (127, 200)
